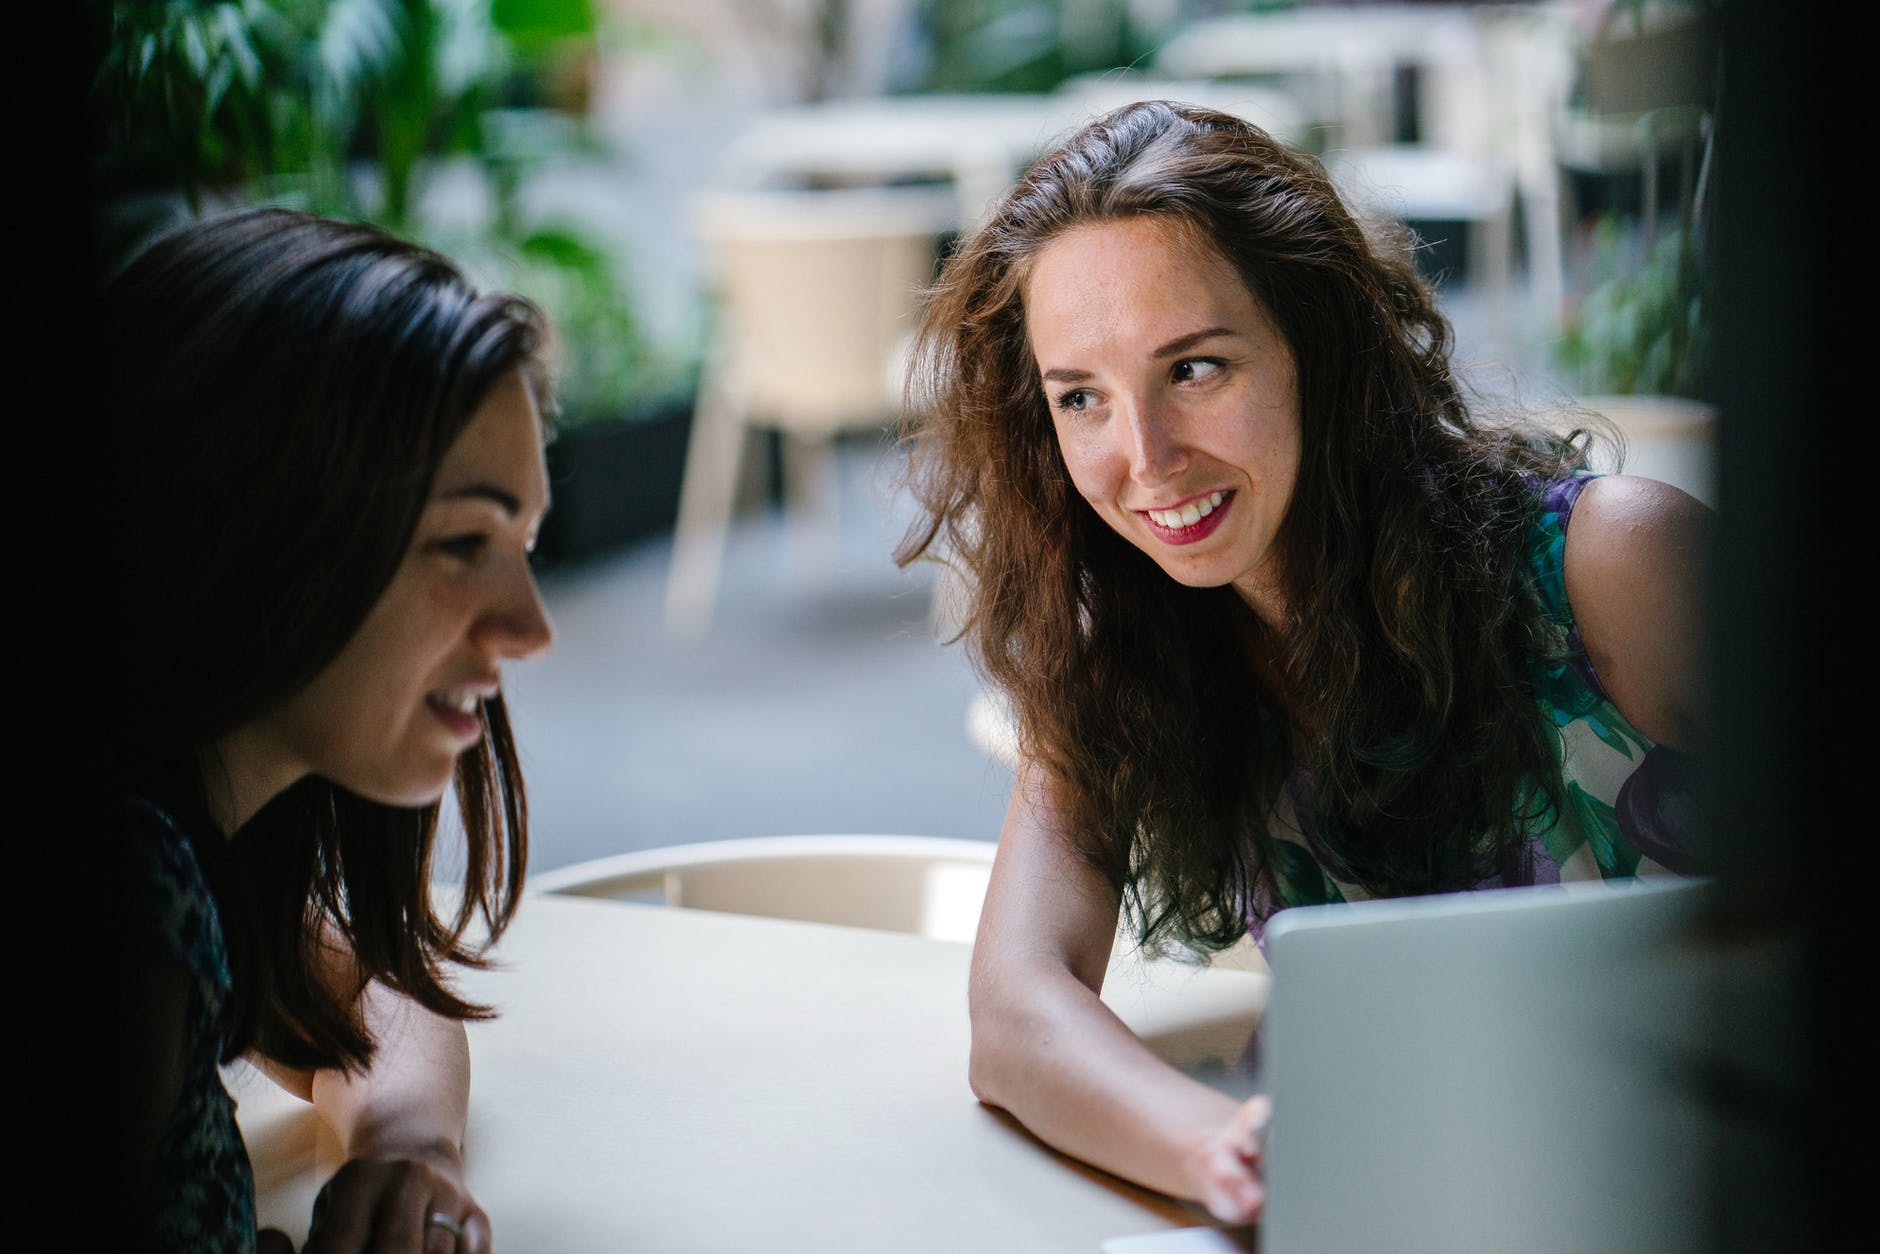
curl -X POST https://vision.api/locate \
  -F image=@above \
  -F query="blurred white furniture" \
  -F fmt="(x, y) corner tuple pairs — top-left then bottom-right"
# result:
(711, 93), (1074, 227)
(1157, 3), (1579, 333)
(235, 892), (1268, 1252)
(1153, 2), (1487, 148)
(664, 184), (956, 639)
(1570, 393), (1718, 508)
(1554, 3), (1717, 252)
(714, 89), (1310, 230)
(529, 833), (999, 944)
(533, 826), (1269, 975)
(1051, 72), (1307, 147)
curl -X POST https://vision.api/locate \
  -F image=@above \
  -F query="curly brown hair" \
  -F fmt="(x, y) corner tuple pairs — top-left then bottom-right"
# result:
(897, 101), (1598, 954)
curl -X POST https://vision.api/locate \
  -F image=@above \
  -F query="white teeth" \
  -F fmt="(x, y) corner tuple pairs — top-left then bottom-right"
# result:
(433, 691), (480, 714)
(1147, 491), (1226, 529)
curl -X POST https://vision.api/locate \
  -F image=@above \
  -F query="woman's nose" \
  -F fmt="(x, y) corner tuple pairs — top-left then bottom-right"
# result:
(1121, 398), (1186, 483)
(486, 562), (555, 660)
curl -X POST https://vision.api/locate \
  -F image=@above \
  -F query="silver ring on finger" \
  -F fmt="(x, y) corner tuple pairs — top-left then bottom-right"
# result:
(426, 1211), (465, 1238)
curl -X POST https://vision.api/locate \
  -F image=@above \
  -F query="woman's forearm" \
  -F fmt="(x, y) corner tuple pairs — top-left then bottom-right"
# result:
(309, 981), (471, 1163)
(969, 955), (1241, 1204)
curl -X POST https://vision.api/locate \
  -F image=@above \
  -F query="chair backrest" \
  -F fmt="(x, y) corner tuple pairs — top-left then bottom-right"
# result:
(532, 832), (1273, 973)
(693, 185), (957, 432)
(529, 834), (998, 943)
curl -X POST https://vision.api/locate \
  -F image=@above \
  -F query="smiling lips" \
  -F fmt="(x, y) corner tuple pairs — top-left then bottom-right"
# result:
(1139, 490), (1233, 544)
(425, 686), (491, 742)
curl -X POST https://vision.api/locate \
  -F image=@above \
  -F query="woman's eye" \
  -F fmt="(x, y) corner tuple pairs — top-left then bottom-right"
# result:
(437, 534), (489, 562)
(1173, 358), (1223, 384)
(1052, 388), (1094, 413)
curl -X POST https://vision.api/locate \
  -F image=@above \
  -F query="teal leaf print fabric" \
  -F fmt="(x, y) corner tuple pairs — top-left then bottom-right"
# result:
(1246, 474), (1705, 938)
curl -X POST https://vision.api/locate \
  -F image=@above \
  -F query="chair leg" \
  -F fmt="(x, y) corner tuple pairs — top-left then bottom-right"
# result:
(665, 363), (746, 641)
(1519, 162), (1566, 338)
(781, 430), (840, 585)
(1468, 195), (1516, 358)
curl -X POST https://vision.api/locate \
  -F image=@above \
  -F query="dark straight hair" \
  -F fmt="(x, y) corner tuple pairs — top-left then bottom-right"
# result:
(92, 207), (547, 1069)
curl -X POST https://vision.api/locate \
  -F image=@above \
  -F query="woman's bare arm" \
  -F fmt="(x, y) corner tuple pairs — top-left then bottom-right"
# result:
(250, 947), (491, 1252)
(1563, 474), (1714, 752)
(970, 757), (1268, 1221)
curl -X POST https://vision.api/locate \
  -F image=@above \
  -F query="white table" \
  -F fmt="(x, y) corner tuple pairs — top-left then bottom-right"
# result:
(713, 87), (1308, 227)
(233, 894), (1268, 1252)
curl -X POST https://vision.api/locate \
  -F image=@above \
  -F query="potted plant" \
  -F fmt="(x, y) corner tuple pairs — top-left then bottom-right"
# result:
(509, 226), (701, 566)
(1551, 0), (1719, 505)
(88, 0), (701, 564)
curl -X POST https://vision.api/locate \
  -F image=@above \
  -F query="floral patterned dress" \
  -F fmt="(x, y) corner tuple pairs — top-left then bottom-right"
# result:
(1248, 474), (1707, 941)
(129, 797), (258, 1252)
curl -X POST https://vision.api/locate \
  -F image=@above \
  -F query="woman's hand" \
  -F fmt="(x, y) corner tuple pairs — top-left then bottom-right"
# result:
(970, 760), (1271, 1217)
(1183, 1094), (1272, 1224)
(252, 958), (488, 1253)
(300, 1140), (491, 1254)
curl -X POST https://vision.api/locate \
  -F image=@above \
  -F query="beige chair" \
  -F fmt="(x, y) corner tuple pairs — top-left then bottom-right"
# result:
(664, 184), (958, 640)
(532, 831), (1270, 973)
(528, 833), (998, 943)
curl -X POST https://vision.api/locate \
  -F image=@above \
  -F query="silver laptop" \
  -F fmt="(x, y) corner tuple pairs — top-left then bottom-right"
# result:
(1255, 875), (1717, 1254)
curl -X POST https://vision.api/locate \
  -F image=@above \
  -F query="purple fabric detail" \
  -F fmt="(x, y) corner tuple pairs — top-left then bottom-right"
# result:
(1615, 746), (1711, 874)
(1476, 834), (1563, 890)
(1245, 910), (1271, 957)
(1536, 473), (1594, 519)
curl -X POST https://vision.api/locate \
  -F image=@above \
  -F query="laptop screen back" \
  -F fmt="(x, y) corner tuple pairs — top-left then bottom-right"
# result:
(1259, 877), (1715, 1254)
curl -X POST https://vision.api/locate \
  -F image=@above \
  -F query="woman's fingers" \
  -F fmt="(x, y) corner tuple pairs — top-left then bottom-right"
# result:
(1230, 1093), (1273, 1158)
(301, 1154), (491, 1254)
(456, 1207), (492, 1254)
(1200, 1150), (1265, 1224)
(415, 1197), (490, 1254)
(1197, 1094), (1274, 1222)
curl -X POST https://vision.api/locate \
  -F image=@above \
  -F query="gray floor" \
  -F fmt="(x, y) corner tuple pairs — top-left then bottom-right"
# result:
(505, 279), (1566, 877)
(506, 437), (1021, 874)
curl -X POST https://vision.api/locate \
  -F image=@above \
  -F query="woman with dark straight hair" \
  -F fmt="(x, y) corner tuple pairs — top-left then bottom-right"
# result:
(96, 207), (555, 1251)
(897, 101), (1711, 1221)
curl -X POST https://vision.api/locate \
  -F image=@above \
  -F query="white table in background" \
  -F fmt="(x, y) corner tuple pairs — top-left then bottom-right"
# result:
(713, 87), (1308, 226)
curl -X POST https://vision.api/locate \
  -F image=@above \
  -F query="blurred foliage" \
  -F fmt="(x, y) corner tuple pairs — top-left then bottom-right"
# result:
(1557, 216), (1707, 399)
(89, 0), (685, 424)
(913, 0), (1160, 93)
(91, 0), (501, 228)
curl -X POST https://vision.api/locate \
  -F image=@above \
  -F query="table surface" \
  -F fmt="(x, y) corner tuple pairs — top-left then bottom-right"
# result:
(233, 894), (1268, 1253)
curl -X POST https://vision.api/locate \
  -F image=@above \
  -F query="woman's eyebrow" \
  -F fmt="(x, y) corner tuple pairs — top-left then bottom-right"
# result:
(1039, 327), (1240, 383)
(1040, 366), (1091, 384)
(1152, 326), (1236, 359)
(437, 483), (521, 516)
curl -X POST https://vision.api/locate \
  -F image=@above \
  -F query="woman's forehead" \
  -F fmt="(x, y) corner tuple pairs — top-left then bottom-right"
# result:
(1023, 219), (1264, 353)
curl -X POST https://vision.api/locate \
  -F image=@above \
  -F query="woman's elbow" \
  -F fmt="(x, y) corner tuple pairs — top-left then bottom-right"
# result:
(965, 971), (1023, 1109)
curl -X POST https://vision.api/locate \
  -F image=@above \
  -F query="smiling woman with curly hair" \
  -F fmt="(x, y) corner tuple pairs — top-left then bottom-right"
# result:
(896, 100), (1712, 1222)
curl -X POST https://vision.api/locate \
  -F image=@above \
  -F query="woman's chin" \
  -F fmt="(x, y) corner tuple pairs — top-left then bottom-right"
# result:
(1148, 555), (1236, 591)
(327, 764), (459, 810)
